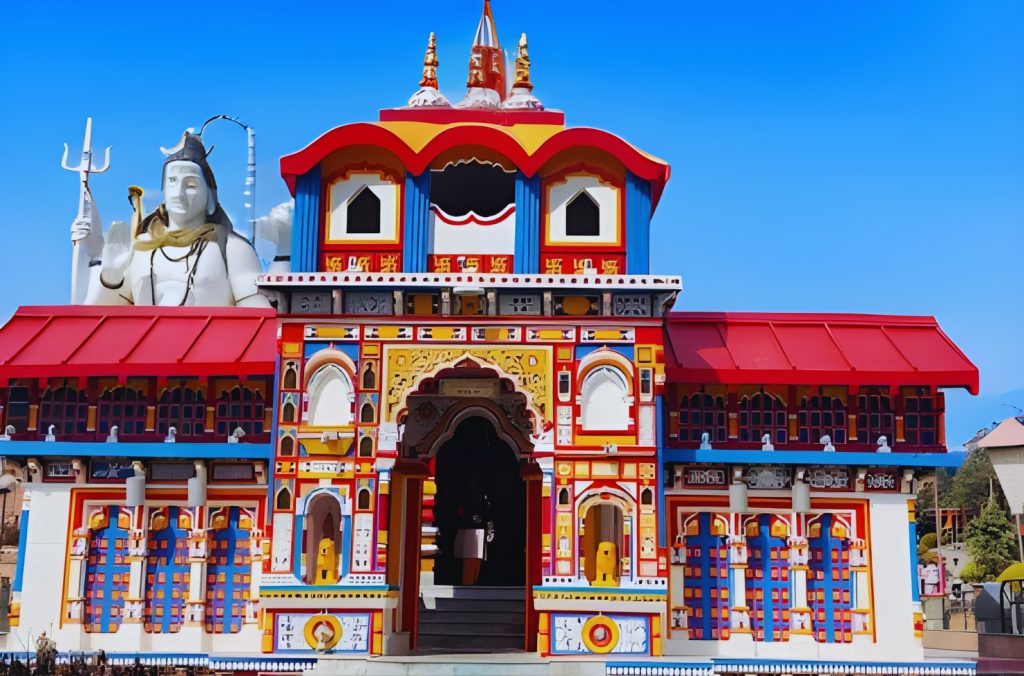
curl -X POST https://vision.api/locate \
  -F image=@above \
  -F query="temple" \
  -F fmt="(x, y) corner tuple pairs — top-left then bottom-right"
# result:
(0, 4), (979, 674)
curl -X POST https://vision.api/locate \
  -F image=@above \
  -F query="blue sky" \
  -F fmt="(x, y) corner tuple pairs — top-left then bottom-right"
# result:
(1, 1), (1021, 446)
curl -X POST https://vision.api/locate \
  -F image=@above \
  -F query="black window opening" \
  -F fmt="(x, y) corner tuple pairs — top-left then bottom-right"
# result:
(566, 190), (600, 237)
(429, 161), (515, 217)
(347, 187), (382, 234)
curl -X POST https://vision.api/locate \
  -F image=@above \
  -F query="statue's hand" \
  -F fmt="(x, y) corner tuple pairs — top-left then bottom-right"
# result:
(100, 220), (133, 286)
(71, 215), (104, 260)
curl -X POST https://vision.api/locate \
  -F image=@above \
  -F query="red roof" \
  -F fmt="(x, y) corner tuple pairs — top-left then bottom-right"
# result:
(665, 312), (979, 394)
(0, 306), (277, 381)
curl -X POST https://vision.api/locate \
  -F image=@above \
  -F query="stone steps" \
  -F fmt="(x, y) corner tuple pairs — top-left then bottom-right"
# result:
(417, 585), (525, 654)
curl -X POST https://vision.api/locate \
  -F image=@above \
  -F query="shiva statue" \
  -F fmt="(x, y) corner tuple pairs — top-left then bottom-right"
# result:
(77, 131), (270, 307)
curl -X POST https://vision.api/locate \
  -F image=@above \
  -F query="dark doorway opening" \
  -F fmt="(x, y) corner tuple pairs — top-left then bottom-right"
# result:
(432, 416), (525, 586)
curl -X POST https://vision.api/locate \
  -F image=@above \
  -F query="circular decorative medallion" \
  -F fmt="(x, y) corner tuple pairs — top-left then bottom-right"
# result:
(303, 614), (343, 650)
(581, 615), (620, 654)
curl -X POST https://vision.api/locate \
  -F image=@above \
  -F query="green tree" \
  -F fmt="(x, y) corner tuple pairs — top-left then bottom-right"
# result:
(944, 448), (1004, 512)
(965, 497), (1019, 581)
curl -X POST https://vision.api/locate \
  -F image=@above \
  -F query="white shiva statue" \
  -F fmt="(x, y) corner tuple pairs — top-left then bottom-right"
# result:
(77, 131), (270, 307)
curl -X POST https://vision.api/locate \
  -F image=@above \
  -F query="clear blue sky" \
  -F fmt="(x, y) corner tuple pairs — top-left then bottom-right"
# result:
(1, 1), (1021, 446)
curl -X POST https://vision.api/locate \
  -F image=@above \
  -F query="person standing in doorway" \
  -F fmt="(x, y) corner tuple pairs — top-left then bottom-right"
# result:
(454, 479), (495, 585)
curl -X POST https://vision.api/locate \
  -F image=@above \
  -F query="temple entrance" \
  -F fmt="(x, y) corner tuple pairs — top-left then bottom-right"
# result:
(432, 416), (525, 586)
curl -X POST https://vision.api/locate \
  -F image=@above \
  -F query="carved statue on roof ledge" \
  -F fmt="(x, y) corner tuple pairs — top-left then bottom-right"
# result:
(77, 131), (270, 307)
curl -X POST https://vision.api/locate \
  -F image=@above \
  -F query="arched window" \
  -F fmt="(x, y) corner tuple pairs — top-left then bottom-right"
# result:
(97, 387), (148, 436)
(904, 389), (937, 446)
(347, 187), (381, 234)
(678, 392), (727, 443)
(583, 502), (624, 586)
(857, 389), (894, 446)
(282, 364), (298, 390)
(282, 401), (296, 423)
(580, 366), (630, 431)
(362, 363), (376, 390)
(307, 365), (353, 427)
(276, 487), (292, 510)
(304, 494), (343, 585)
(360, 402), (375, 423)
(39, 384), (87, 436)
(357, 488), (371, 510)
(739, 391), (786, 444)
(358, 436), (373, 457)
(158, 386), (206, 437)
(557, 487), (570, 506)
(640, 488), (654, 506)
(216, 386), (265, 436)
(279, 436), (295, 456)
(566, 191), (600, 237)
(798, 395), (846, 444)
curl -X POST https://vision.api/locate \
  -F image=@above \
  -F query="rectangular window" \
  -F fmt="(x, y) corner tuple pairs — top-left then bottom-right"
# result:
(150, 462), (195, 482)
(211, 463), (256, 483)
(45, 462), (75, 482)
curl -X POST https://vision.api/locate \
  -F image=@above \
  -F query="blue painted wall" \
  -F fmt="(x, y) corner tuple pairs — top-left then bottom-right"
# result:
(514, 173), (541, 273)
(291, 166), (322, 272)
(625, 172), (652, 274)
(403, 172), (431, 272)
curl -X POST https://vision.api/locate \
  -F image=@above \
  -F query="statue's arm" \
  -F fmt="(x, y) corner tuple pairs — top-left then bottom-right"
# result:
(226, 235), (271, 308)
(83, 262), (134, 305)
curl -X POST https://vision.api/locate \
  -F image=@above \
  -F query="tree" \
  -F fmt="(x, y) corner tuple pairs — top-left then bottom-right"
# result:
(964, 497), (1019, 581)
(944, 448), (1005, 512)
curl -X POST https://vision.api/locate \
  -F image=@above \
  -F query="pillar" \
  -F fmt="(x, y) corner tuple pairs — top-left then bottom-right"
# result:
(787, 535), (813, 641)
(522, 461), (543, 652)
(385, 459), (428, 654)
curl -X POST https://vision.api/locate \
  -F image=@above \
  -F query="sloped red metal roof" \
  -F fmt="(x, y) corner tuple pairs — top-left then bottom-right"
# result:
(665, 312), (979, 394)
(0, 306), (277, 381)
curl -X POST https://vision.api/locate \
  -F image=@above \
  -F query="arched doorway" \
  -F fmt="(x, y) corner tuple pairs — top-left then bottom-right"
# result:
(432, 416), (525, 586)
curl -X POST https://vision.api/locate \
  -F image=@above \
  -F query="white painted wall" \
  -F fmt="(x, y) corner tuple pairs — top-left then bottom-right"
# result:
(428, 207), (516, 257)
(661, 490), (923, 661)
(0, 486), (262, 656)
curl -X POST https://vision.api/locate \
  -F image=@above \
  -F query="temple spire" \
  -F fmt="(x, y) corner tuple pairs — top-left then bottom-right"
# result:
(460, 0), (505, 104)
(503, 32), (543, 110)
(511, 33), (532, 91)
(407, 32), (450, 107)
(420, 32), (439, 89)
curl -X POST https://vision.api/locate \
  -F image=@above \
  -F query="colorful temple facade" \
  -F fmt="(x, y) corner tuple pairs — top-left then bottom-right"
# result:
(0, 3), (980, 672)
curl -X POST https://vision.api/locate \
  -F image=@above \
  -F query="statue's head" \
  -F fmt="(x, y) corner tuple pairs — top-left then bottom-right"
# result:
(160, 132), (219, 224)
(164, 161), (213, 223)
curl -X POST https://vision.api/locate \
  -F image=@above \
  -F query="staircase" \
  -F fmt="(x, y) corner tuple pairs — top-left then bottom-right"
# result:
(417, 585), (526, 653)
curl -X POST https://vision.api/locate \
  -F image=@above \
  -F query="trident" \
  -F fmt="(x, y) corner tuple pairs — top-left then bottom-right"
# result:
(62, 117), (111, 303)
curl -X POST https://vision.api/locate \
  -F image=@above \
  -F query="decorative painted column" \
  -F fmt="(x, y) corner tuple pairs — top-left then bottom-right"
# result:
(248, 523), (264, 624)
(850, 538), (872, 641)
(65, 526), (89, 623)
(787, 535), (814, 641)
(521, 461), (543, 652)
(123, 463), (148, 626)
(727, 531), (752, 641)
(184, 465), (210, 628)
(384, 460), (429, 654)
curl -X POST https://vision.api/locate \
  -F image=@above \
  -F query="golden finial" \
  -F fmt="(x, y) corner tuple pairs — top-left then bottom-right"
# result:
(512, 33), (533, 91)
(420, 32), (439, 89)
